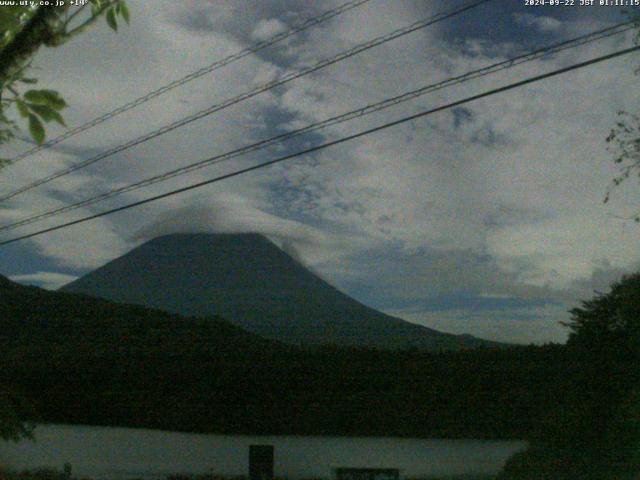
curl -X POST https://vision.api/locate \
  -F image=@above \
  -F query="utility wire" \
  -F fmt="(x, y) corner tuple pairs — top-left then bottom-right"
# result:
(1, 43), (638, 247)
(0, 0), (493, 203)
(5, 0), (374, 164)
(0, 21), (633, 233)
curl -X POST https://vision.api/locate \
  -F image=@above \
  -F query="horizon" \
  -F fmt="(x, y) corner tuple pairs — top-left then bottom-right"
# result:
(0, 229), (586, 346)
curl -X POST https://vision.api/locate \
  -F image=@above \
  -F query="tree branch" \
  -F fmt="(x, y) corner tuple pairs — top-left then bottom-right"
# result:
(62, 3), (88, 30)
(64, 3), (114, 40)
(0, 7), (68, 89)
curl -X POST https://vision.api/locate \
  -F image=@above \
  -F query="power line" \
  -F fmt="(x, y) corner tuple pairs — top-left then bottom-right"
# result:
(5, 0), (374, 165)
(0, 0), (493, 203)
(1, 43), (638, 247)
(0, 21), (632, 233)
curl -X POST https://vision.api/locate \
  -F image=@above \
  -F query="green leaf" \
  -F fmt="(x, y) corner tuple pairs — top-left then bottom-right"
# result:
(15, 99), (29, 118)
(106, 8), (118, 31)
(119, 1), (130, 24)
(23, 90), (50, 105)
(27, 114), (45, 145)
(24, 89), (66, 110)
(27, 104), (66, 127)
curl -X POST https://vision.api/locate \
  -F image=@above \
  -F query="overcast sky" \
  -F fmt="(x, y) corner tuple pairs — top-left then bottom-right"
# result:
(1, 0), (639, 344)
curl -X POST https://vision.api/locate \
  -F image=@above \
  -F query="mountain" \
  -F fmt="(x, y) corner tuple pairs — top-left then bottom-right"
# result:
(1, 271), (561, 439)
(61, 233), (498, 350)
(0, 272), (276, 357)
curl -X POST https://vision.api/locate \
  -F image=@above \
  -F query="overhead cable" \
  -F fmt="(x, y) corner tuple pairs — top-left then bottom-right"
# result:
(0, 0), (494, 202)
(0, 20), (632, 233)
(5, 0), (375, 164)
(2, 43), (638, 246)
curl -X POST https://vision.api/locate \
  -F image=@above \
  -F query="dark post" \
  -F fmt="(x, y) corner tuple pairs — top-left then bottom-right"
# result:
(249, 444), (274, 480)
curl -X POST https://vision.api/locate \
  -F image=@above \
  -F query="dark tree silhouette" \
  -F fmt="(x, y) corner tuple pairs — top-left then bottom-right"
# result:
(500, 272), (640, 479)
(565, 272), (640, 355)
(0, 390), (33, 442)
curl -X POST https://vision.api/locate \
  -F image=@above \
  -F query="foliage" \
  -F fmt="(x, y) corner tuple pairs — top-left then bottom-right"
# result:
(499, 273), (640, 479)
(564, 272), (640, 356)
(604, 10), (640, 217)
(0, 1), (129, 152)
(603, 386), (640, 477)
(0, 274), (572, 440)
(498, 445), (604, 480)
(0, 390), (34, 442)
(0, 465), (80, 480)
(605, 112), (640, 220)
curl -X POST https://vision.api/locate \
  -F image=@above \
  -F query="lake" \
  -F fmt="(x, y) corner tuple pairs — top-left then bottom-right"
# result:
(0, 424), (527, 479)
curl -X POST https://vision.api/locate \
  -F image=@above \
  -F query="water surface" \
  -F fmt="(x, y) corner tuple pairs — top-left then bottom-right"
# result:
(0, 424), (526, 479)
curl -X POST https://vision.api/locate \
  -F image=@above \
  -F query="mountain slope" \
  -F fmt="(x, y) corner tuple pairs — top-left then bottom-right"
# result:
(0, 272), (277, 357)
(61, 233), (498, 350)
(1, 272), (558, 439)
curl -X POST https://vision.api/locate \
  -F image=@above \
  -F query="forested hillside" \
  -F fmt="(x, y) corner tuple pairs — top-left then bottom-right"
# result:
(1, 275), (575, 439)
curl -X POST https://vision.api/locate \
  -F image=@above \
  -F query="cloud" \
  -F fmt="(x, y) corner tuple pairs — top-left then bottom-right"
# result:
(389, 304), (570, 345)
(513, 13), (562, 33)
(252, 18), (288, 41)
(10, 271), (79, 290)
(130, 193), (366, 270)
